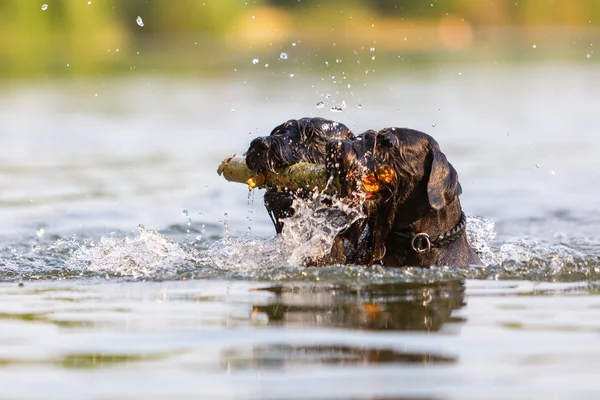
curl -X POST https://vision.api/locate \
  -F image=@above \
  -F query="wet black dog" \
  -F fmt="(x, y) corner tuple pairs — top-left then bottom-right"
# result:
(245, 117), (355, 233)
(326, 128), (481, 267)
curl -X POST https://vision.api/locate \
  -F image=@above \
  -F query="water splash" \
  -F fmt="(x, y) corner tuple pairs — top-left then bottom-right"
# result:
(203, 193), (364, 269)
(2, 208), (600, 283)
(466, 216), (500, 265)
(67, 225), (192, 279)
(280, 193), (364, 266)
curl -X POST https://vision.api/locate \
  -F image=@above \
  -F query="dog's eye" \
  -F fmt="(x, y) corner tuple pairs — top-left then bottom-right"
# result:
(376, 166), (394, 184)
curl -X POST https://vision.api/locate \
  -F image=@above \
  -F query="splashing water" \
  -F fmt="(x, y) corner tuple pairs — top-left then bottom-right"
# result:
(68, 225), (192, 279)
(466, 216), (500, 265)
(280, 194), (364, 266)
(203, 193), (365, 269)
(2, 201), (600, 283)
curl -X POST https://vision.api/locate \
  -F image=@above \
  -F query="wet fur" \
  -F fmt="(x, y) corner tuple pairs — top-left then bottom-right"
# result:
(245, 117), (355, 233)
(326, 128), (481, 268)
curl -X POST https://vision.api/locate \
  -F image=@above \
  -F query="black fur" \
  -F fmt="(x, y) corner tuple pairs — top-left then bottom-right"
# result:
(326, 128), (481, 268)
(245, 118), (355, 233)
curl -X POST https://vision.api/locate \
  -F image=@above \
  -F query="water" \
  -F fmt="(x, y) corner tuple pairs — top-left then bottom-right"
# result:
(1, 64), (600, 399)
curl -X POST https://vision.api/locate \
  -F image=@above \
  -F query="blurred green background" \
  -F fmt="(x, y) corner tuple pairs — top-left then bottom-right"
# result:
(1, 0), (597, 79)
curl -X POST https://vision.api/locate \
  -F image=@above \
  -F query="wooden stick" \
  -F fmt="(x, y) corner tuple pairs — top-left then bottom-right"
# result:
(217, 155), (341, 193)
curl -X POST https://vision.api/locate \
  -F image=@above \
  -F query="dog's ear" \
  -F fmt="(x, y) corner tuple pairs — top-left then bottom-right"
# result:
(427, 146), (462, 210)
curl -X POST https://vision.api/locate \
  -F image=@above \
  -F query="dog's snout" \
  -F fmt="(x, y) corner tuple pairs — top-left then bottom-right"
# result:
(246, 137), (271, 171)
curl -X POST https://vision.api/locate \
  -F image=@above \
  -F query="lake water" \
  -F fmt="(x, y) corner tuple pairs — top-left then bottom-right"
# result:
(0, 63), (599, 399)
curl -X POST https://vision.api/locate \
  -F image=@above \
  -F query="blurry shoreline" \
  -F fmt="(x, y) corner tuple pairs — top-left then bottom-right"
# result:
(1, 26), (597, 81)
(1, 0), (598, 80)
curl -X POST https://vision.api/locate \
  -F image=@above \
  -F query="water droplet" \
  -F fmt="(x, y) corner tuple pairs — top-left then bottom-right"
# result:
(252, 58), (259, 64)
(432, 123), (437, 127)
(458, 72), (462, 75)
(371, 56), (375, 60)
(316, 101), (325, 108)
(292, 42), (297, 46)
(551, 169), (557, 175)
(182, 210), (189, 217)
(41, 4), (48, 10)
(370, 47), (375, 52)
(330, 106), (343, 113)
(136, 16), (144, 27)
(280, 52), (288, 60)
(358, 104), (362, 108)
(36, 228), (45, 238)
(532, 44), (537, 49)
(289, 73), (295, 78)
(535, 164), (540, 169)
(264, 63), (269, 68)
(66, 63), (70, 67)
(586, 53), (592, 59)
(87, 1), (92, 4)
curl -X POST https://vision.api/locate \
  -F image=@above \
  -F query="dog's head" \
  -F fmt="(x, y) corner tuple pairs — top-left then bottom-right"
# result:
(327, 128), (462, 261)
(246, 117), (354, 173)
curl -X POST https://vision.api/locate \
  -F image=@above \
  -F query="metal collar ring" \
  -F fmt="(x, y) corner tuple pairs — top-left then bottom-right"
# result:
(411, 232), (431, 254)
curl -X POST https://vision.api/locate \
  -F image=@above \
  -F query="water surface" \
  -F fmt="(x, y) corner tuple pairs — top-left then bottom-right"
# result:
(0, 64), (599, 399)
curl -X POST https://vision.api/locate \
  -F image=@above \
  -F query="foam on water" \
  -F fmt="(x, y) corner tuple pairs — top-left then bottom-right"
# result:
(67, 225), (192, 279)
(1, 196), (599, 283)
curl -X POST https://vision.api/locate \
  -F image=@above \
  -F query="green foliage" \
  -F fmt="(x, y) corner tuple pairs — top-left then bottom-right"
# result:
(0, 0), (598, 79)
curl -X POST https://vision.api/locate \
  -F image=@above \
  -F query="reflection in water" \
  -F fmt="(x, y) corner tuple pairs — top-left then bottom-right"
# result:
(221, 344), (455, 370)
(220, 281), (464, 372)
(251, 281), (466, 332)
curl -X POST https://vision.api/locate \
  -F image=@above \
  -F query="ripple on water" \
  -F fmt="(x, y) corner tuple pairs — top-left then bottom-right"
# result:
(1, 197), (600, 283)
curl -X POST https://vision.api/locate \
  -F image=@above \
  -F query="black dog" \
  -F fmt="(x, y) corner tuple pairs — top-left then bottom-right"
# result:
(245, 117), (355, 233)
(326, 128), (481, 268)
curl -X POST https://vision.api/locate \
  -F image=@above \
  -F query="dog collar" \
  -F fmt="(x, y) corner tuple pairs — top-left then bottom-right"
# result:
(392, 212), (467, 254)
